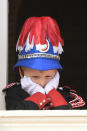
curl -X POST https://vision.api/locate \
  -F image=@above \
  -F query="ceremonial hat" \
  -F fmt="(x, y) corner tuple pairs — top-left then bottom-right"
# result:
(14, 16), (64, 71)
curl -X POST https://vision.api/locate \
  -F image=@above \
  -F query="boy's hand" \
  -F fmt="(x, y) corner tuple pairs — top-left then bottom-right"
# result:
(44, 71), (60, 94)
(21, 76), (45, 95)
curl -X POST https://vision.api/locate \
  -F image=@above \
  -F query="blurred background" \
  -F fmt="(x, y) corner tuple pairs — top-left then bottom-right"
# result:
(8, 0), (87, 107)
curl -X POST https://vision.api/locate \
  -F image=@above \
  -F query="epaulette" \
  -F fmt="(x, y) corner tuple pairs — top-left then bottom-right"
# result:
(2, 82), (20, 92)
(69, 92), (86, 108)
(58, 86), (86, 108)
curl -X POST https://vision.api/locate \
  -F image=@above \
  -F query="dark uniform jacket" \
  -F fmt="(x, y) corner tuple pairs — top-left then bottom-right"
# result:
(2, 82), (86, 110)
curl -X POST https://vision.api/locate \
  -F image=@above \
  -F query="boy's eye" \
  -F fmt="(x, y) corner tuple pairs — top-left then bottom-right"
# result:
(45, 76), (52, 78)
(32, 76), (39, 78)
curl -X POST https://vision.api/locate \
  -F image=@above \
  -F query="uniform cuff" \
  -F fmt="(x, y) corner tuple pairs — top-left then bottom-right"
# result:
(25, 92), (49, 110)
(46, 88), (68, 107)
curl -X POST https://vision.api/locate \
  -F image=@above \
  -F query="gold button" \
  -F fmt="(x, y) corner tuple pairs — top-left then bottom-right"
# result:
(43, 99), (46, 103)
(50, 103), (53, 106)
(40, 102), (43, 106)
(48, 98), (51, 101)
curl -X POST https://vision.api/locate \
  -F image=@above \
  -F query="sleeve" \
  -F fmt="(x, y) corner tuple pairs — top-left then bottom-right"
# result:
(5, 88), (49, 110)
(5, 92), (39, 110)
(46, 89), (72, 110)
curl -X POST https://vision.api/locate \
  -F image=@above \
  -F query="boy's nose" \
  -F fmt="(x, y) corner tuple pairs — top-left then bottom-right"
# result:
(39, 79), (47, 87)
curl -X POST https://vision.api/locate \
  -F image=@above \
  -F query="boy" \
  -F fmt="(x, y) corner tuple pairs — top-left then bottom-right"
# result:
(3, 16), (85, 110)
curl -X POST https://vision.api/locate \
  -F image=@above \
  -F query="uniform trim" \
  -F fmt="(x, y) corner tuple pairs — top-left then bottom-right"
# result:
(2, 82), (20, 91)
(18, 53), (60, 60)
(69, 92), (85, 108)
(3, 82), (16, 90)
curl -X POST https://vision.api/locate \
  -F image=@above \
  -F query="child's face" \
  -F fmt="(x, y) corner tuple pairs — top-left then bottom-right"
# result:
(19, 67), (57, 87)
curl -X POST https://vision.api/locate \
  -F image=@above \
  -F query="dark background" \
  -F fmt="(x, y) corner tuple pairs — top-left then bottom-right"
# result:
(8, 0), (87, 106)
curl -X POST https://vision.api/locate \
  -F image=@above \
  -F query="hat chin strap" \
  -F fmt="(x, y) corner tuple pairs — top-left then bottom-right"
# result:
(20, 67), (24, 77)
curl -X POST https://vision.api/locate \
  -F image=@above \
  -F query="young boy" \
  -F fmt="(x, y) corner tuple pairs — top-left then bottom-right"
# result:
(3, 16), (85, 110)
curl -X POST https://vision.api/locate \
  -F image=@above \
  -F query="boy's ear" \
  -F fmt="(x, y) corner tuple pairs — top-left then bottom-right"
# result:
(19, 67), (24, 78)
